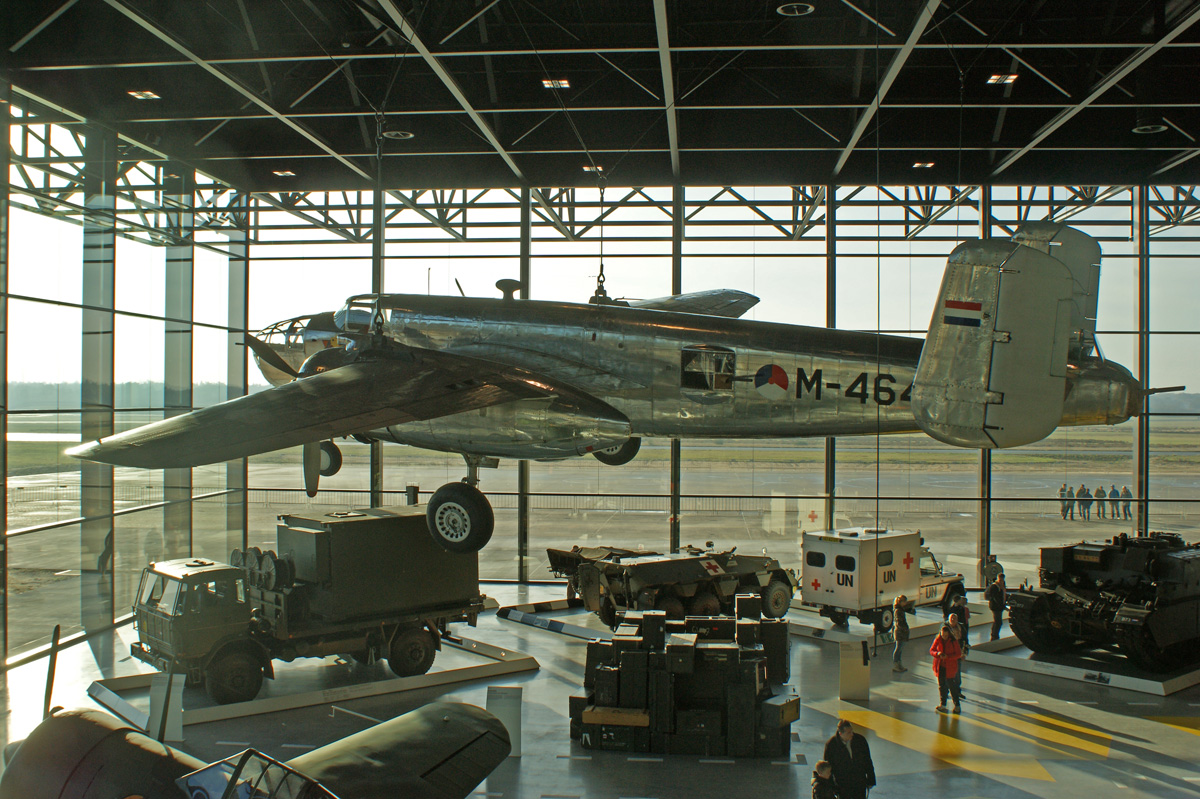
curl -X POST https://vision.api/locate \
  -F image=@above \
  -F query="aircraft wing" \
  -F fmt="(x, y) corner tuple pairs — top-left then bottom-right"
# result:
(628, 288), (759, 317)
(68, 345), (623, 469)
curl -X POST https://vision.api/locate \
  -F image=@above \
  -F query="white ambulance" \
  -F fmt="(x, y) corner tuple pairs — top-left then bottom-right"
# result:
(799, 528), (965, 631)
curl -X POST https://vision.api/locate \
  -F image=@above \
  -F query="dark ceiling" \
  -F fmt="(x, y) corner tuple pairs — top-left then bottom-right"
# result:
(5, 0), (1200, 192)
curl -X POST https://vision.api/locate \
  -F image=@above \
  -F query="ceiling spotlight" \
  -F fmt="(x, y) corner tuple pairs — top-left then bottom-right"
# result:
(1132, 114), (1168, 135)
(542, 78), (570, 89)
(987, 73), (1018, 85)
(381, 125), (415, 140)
(776, 2), (815, 15)
(272, 170), (296, 177)
(582, 165), (604, 172)
(912, 161), (935, 169)
(127, 90), (161, 100)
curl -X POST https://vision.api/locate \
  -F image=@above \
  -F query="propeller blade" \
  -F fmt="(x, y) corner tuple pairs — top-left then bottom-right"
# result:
(454, 278), (466, 297)
(245, 334), (300, 379)
(303, 441), (320, 497)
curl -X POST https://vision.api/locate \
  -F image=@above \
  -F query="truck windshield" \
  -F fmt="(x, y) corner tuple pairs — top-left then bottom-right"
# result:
(140, 573), (185, 616)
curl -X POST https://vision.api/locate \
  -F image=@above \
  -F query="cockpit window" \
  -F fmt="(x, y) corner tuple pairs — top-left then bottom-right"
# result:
(681, 345), (736, 390)
(333, 307), (374, 333)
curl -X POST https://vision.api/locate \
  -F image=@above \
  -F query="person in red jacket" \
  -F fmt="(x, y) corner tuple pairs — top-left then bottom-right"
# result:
(930, 624), (964, 713)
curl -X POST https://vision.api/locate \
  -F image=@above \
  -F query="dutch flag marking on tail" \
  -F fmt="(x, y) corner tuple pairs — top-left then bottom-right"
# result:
(943, 299), (983, 327)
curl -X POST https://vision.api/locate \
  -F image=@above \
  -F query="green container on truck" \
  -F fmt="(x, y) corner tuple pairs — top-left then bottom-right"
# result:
(131, 507), (484, 704)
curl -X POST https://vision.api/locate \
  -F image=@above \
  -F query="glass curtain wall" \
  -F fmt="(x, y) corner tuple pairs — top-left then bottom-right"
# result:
(6, 98), (1200, 657)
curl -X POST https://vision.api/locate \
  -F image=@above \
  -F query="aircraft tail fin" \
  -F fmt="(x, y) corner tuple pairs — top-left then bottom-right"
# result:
(1010, 222), (1101, 360)
(911, 235), (1075, 449)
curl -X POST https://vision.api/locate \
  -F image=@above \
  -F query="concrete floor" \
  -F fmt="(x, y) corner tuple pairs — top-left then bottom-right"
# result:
(2, 583), (1198, 799)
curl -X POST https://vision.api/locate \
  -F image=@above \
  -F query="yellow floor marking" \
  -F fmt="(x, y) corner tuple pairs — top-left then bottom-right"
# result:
(947, 714), (1083, 760)
(975, 712), (1111, 757)
(837, 709), (1055, 781)
(1147, 716), (1200, 736)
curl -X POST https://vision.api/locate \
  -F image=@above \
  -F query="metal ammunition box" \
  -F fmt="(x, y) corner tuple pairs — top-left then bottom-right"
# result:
(761, 691), (801, 727)
(735, 593), (763, 619)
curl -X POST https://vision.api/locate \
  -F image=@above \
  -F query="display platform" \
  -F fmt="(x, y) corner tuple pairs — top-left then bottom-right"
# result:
(497, 597), (614, 640)
(787, 603), (946, 648)
(89, 635), (538, 729)
(967, 635), (1200, 696)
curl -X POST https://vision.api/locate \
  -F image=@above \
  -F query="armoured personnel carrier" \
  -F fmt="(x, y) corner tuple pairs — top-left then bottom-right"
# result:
(1008, 532), (1200, 672)
(546, 543), (798, 627)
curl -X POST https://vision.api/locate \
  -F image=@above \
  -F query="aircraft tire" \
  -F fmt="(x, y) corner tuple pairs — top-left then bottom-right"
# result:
(761, 580), (793, 618)
(427, 483), (494, 553)
(205, 649), (263, 705)
(593, 437), (641, 466)
(319, 440), (342, 477)
(389, 627), (436, 677)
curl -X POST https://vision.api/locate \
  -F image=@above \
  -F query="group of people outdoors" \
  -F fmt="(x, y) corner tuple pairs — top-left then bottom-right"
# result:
(1059, 482), (1132, 521)
(814, 574), (1010, 797)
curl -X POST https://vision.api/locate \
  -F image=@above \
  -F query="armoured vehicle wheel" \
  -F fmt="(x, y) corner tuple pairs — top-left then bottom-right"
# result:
(874, 607), (895, 633)
(389, 627), (436, 677)
(593, 437), (641, 466)
(689, 591), (721, 617)
(205, 649), (263, 705)
(427, 482), (494, 553)
(319, 440), (342, 476)
(656, 594), (686, 619)
(827, 611), (850, 627)
(597, 598), (618, 629)
(761, 580), (793, 618)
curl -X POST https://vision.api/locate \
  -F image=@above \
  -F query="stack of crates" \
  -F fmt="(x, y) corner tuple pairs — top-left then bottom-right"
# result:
(569, 593), (799, 757)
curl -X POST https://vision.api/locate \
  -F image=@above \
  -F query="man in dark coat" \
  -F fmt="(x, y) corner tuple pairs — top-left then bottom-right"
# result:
(984, 573), (1006, 640)
(823, 719), (876, 799)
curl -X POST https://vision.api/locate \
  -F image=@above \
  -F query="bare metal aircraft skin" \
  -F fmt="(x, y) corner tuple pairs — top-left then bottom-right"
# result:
(68, 224), (1152, 553)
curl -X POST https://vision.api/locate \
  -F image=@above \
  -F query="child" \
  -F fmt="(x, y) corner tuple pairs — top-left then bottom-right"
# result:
(812, 760), (838, 799)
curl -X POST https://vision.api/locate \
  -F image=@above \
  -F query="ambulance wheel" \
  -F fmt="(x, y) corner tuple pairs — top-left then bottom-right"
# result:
(827, 611), (850, 627)
(761, 580), (793, 618)
(427, 482), (494, 553)
(874, 608), (895, 633)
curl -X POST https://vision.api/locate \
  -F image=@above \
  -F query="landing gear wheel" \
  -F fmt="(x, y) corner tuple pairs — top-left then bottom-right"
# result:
(655, 594), (686, 619)
(205, 650), (263, 705)
(319, 441), (342, 477)
(827, 611), (850, 627)
(874, 607), (895, 634)
(597, 597), (618, 629)
(388, 628), (436, 677)
(689, 591), (721, 617)
(426, 482), (494, 553)
(760, 580), (793, 619)
(593, 437), (641, 466)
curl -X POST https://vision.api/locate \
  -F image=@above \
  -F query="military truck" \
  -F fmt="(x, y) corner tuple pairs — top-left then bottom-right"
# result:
(131, 507), (484, 704)
(546, 543), (798, 627)
(799, 528), (966, 631)
(1008, 532), (1200, 672)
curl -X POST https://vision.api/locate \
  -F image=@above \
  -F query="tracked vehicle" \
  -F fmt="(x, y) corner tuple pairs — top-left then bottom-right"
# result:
(1008, 532), (1200, 672)
(547, 544), (798, 628)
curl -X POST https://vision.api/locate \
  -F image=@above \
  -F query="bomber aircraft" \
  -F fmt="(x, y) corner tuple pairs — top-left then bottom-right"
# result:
(69, 223), (1160, 554)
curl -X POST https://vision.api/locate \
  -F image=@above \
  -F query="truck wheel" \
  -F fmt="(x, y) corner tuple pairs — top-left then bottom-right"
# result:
(205, 650), (263, 705)
(427, 482), (494, 553)
(761, 580), (793, 618)
(389, 628), (436, 677)
(827, 611), (850, 627)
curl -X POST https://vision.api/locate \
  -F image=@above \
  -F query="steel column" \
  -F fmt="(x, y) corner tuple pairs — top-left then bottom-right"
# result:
(670, 186), (683, 553)
(1133, 185), (1151, 536)
(163, 170), (193, 559)
(369, 168), (385, 507)
(823, 186), (836, 530)
(0, 81), (10, 660)
(81, 127), (116, 631)
(977, 185), (992, 587)
(226, 197), (249, 554)
(517, 187), (531, 581)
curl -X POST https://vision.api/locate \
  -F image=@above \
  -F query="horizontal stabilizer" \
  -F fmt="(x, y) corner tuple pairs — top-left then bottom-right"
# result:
(912, 238), (1073, 449)
(630, 289), (760, 318)
(68, 344), (628, 468)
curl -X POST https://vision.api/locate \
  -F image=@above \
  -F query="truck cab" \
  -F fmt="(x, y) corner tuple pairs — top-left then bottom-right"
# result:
(132, 559), (254, 683)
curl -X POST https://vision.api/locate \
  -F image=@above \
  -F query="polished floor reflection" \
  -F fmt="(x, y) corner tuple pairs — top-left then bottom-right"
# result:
(2, 583), (1198, 799)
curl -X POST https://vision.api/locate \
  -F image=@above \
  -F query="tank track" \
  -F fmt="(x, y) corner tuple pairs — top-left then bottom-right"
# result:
(1009, 595), (1082, 655)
